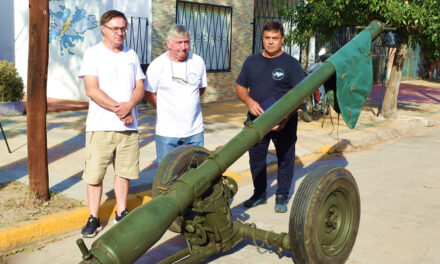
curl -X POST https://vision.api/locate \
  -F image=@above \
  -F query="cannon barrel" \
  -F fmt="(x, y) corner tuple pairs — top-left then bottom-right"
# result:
(79, 21), (385, 264)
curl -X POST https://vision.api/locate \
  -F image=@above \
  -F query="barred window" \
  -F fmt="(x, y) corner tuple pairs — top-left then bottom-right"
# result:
(124, 16), (150, 72)
(176, 1), (232, 72)
(253, 0), (299, 58)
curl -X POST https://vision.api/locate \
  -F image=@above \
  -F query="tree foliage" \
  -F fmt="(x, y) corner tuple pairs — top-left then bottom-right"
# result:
(279, 0), (440, 59)
(0, 60), (24, 102)
(278, 0), (440, 119)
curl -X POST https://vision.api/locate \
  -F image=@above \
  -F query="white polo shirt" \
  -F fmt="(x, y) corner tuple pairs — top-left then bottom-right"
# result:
(145, 52), (207, 137)
(78, 43), (145, 131)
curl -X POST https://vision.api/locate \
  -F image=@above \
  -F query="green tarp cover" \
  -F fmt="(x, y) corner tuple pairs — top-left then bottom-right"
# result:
(327, 30), (373, 129)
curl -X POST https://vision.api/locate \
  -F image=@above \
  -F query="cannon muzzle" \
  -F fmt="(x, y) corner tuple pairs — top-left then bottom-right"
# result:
(86, 193), (188, 263)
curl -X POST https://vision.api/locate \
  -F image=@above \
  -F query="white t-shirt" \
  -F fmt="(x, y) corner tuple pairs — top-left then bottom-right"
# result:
(78, 43), (145, 131)
(145, 52), (207, 137)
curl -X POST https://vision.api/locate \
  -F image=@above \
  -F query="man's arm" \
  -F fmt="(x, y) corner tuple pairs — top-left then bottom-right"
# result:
(236, 84), (264, 117)
(84, 75), (118, 112)
(114, 79), (145, 119)
(144, 91), (157, 108)
(236, 83), (297, 131)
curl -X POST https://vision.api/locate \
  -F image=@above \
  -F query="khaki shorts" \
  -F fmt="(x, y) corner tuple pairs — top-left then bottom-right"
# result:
(83, 131), (139, 185)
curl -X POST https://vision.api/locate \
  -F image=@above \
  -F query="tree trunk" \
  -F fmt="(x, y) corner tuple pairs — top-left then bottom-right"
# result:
(381, 33), (408, 119)
(27, 0), (49, 201)
(300, 40), (310, 69)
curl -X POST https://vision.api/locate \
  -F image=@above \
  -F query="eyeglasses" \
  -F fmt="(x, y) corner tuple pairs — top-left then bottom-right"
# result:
(170, 58), (189, 84)
(171, 76), (189, 84)
(104, 25), (128, 34)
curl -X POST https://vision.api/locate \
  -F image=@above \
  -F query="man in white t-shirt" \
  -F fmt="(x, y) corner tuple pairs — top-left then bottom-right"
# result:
(78, 10), (145, 238)
(144, 24), (207, 164)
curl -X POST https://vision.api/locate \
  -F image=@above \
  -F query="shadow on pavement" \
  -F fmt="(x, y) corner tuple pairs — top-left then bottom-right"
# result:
(0, 133), (85, 184)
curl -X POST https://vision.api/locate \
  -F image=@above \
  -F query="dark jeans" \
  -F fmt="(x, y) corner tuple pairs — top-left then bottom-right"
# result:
(248, 113), (298, 198)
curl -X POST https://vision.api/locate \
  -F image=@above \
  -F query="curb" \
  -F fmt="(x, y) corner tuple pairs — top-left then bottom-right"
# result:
(0, 190), (152, 252)
(0, 170), (244, 252)
(342, 112), (440, 152)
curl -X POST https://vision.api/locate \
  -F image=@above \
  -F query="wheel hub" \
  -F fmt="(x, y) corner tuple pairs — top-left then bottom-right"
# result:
(325, 207), (339, 232)
(318, 189), (354, 256)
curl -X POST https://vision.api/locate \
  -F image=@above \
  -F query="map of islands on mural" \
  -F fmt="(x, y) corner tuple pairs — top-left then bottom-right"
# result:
(49, 3), (98, 55)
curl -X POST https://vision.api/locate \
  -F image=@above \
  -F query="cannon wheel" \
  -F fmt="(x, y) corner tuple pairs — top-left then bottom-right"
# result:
(152, 145), (211, 233)
(289, 166), (360, 264)
(301, 95), (313, 122)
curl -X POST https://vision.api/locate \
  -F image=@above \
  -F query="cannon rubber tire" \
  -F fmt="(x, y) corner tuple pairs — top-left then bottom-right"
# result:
(302, 96), (313, 122)
(152, 145), (211, 233)
(289, 166), (360, 264)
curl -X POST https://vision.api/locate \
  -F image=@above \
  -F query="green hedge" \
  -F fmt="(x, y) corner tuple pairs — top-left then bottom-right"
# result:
(0, 60), (24, 102)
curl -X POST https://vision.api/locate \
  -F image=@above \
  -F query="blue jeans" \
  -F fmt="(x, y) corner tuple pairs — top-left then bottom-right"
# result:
(155, 131), (204, 164)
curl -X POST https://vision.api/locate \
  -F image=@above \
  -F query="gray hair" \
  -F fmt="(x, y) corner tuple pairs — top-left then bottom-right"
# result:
(166, 24), (190, 42)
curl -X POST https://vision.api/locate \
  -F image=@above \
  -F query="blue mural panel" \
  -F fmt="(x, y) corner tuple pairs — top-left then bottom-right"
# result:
(49, 2), (98, 55)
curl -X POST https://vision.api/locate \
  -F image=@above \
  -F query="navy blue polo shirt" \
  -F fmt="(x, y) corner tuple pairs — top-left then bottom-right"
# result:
(236, 52), (304, 104)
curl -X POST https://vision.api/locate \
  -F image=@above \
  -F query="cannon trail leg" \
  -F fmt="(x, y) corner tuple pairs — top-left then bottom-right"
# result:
(234, 221), (291, 253)
(156, 246), (218, 264)
(156, 248), (190, 264)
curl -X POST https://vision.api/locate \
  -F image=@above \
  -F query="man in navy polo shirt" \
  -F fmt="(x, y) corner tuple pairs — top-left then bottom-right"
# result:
(236, 20), (304, 213)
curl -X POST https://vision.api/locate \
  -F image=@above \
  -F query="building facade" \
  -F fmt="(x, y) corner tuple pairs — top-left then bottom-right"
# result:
(2, 0), (254, 103)
(151, 0), (253, 102)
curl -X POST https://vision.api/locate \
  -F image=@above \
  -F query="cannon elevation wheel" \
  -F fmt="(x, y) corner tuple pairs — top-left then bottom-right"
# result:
(289, 166), (360, 264)
(152, 145), (211, 233)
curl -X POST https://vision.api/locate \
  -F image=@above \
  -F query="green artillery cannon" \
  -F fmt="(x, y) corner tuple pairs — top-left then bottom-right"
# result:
(76, 21), (385, 264)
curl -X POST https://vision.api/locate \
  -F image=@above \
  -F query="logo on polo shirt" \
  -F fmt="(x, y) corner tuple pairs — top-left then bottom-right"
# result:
(128, 63), (136, 72)
(272, 68), (284, 80)
(187, 73), (199, 85)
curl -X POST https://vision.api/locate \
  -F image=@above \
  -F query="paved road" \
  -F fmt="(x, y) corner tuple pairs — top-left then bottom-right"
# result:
(2, 125), (440, 264)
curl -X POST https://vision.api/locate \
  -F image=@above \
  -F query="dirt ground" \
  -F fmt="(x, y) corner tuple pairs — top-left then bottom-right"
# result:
(0, 181), (84, 229)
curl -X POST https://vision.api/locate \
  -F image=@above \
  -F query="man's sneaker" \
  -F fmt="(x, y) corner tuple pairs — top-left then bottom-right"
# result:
(244, 192), (267, 208)
(114, 209), (129, 224)
(275, 194), (288, 213)
(81, 215), (102, 238)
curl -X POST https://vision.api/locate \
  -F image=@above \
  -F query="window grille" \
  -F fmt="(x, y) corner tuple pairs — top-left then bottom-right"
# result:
(176, 1), (232, 72)
(124, 16), (149, 72)
(253, 0), (297, 55)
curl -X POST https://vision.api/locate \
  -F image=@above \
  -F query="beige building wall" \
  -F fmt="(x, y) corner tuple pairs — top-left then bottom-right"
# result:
(151, 0), (254, 102)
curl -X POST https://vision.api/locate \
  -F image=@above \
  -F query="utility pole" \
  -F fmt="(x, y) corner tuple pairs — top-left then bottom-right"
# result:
(27, 0), (49, 200)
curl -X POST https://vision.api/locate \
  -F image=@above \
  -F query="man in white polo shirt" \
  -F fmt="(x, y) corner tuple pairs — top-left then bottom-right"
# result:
(144, 24), (207, 164)
(78, 10), (145, 237)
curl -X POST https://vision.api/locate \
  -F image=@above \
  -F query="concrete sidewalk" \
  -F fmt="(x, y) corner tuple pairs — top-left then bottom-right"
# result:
(1, 80), (440, 252)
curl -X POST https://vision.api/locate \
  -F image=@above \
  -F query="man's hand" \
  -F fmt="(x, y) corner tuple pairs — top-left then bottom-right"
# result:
(121, 113), (134, 125)
(236, 84), (264, 117)
(272, 118), (287, 131)
(116, 78), (144, 121)
(114, 101), (134, 119)
(247, 99), (264, 117)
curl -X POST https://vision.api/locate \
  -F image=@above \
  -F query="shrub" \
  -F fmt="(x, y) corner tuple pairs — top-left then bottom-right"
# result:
(0, 60), (24, 102)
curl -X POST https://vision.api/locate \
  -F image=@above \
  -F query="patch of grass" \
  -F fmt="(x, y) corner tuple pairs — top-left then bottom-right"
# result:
(0, 181), (84, 229)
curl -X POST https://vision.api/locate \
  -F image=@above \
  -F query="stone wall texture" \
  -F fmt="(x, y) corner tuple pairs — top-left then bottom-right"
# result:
(151, 0), (254, 102)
